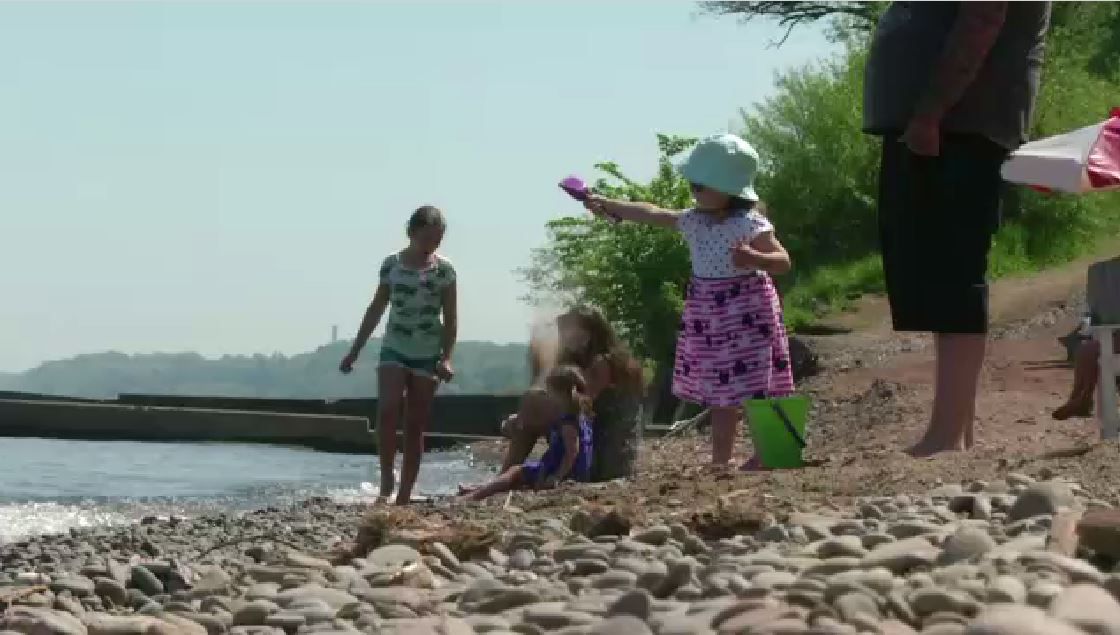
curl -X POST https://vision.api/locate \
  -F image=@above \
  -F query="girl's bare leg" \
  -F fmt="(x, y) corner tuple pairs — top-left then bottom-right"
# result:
(395, 372), (438, 506)
(464, 466), (524, 502)
(376, 367), (408, 499)
(710, 406), (740, 465)
(499, 390), (558, 471)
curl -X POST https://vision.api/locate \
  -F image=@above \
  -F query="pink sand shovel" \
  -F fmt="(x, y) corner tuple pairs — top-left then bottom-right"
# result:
(558, 176), (619, 222)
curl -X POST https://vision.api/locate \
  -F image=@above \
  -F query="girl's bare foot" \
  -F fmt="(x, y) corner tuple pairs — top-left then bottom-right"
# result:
(739, 455), (770, 472)
(457, 483), (478, 496)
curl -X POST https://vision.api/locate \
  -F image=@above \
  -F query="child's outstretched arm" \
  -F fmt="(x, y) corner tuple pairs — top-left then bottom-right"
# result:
(584, 195), (679, 229)
(340, 283), (390, 373)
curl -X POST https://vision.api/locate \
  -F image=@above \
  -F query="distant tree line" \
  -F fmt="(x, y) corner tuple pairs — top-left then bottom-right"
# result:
(2, 339), (529, 400)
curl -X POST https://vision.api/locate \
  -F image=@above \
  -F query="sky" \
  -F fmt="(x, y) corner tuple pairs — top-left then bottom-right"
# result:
(0, 1), (833, 373)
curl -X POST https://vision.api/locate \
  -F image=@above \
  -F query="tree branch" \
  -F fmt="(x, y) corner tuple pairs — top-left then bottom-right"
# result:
(698, 1), (881, 44)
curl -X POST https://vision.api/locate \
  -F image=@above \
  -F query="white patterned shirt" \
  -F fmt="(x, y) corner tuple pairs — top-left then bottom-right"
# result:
(676, 209), (774, 278)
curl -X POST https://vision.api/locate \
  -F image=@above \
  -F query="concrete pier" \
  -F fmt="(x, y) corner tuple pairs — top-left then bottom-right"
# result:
(0, 392), (523, 453)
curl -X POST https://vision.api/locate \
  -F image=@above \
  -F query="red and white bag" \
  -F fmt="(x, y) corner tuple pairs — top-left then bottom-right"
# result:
(1001, 108), (1120, 193)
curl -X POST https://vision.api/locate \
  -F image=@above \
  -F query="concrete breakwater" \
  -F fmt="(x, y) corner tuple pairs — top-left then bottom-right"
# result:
(0, 392), (521, 454)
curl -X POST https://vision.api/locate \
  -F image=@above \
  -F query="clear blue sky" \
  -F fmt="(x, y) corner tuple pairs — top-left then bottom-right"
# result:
(0, 2), (833, 372)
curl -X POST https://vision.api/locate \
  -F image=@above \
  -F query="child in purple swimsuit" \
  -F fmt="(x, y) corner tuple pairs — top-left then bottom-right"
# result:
(459, 365), (593, 501)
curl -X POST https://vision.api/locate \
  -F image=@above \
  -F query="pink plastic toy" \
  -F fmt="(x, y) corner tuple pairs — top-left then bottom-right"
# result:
(558, 176), (619, 222)
(558, 176), (590, 201)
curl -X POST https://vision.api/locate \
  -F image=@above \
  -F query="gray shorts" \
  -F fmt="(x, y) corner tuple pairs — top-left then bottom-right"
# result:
(378, 347), (438, 379)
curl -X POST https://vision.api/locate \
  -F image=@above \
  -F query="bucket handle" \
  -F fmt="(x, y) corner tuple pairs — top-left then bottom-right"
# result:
(770, 400), (806, 449)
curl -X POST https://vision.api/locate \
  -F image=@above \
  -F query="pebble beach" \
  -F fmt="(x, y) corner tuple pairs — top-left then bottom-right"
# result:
(5, 458), (1120, 635)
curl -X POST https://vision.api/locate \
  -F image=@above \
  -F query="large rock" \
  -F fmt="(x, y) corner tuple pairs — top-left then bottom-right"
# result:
(0, 607), (87, 635)
(49, 576), (95, 599)
(275, 585), (358, 612)
(1007, 482), (1076, 522)
(365, 545), (422, 569)
(939, 527), (996, 565)
(231, 600), (280, 627)
(129, 567), (163, 597)
(93, 579), (128, 607)
(84, 614), (205, 635)
(861, 537), (939, 573)
(965, 605), (1083, 635)
(788, 335), (820, 381)
(589, 615), (654, 635)
(1078, 508), (1120, 559)
(1049, 583), (1120, 634)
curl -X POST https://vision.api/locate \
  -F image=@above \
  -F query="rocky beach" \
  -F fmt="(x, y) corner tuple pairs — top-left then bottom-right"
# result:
(5, 469), (1120, 634)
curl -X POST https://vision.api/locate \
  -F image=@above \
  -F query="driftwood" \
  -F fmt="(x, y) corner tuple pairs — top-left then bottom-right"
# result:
(331, 508), (499, 566)
(0, 585), (47, 610)
(665, 408), (713, 438)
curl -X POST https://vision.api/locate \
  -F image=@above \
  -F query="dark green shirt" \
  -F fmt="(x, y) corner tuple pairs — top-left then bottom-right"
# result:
(379, 252), (456, 359)
(863, 1), (1051, 150)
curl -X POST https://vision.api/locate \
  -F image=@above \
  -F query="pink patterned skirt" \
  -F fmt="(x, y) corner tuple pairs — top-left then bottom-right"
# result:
(672, 273), (795, 408)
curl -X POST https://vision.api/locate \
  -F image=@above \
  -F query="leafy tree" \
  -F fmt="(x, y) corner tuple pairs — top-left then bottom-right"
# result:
(524, 135), (694, 363)
(527, 0), (1120, 391)
(521, 135), (698, 416)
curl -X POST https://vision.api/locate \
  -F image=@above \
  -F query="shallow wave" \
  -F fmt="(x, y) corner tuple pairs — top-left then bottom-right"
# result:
(0, 439), (495, 543)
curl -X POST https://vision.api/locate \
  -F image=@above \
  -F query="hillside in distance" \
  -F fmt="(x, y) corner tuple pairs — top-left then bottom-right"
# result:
(5, 339), (529, 400)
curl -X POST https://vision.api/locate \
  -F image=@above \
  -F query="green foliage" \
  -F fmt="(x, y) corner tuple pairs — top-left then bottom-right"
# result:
(522, 134), (697, 366)
(7, 339), (529, 400)
(528, 2), (1120, 361)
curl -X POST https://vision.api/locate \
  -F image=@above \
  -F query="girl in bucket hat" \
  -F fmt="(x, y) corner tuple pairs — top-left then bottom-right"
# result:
(583, 134), (794, 468)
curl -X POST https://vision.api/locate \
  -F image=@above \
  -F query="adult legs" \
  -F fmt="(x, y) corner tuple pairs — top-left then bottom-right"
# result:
(376, 367), (408, 498)
(878, 135), (1004, 457)
(909, 333), (986, 456)
(396, 372), (438, 505)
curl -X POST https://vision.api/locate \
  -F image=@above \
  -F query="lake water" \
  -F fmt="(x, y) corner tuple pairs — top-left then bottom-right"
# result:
(0, 437), (496, 543)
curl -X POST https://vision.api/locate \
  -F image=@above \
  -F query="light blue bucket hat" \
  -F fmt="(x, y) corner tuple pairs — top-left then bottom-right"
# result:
(676, 134), (760, 202)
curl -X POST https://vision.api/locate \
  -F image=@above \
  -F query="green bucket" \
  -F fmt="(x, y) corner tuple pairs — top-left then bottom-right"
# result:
(745, 395), (810, 469)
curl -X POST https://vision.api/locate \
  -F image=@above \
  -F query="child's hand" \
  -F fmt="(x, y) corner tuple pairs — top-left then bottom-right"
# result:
(730, 240), (766, 269)
(339, 352), (359, 374)
(583, 194), (608, 218)
(435, 359), (455, 382)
